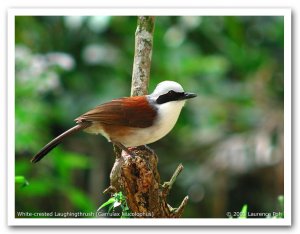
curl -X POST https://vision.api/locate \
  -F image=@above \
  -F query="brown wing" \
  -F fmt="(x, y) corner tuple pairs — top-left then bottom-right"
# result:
(75, 96), (157, 128)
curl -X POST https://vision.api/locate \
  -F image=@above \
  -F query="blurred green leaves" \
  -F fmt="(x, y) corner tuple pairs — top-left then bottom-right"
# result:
(15, 176), (29, 188)
(181, 54), (231, 76)
(52, 148), (91, 184)
(239, 205), (248, 219)
(16, 148), (94, 212)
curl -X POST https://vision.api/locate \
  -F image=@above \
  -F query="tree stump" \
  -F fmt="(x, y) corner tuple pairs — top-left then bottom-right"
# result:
(105, 146), (189, 218)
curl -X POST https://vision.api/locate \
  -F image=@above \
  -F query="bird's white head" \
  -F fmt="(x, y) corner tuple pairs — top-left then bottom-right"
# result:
(152, 81), (184, 96)
(149, 80), (197, 104)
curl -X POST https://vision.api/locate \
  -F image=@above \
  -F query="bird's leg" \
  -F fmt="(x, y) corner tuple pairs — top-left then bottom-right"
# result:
(112, 141), (137, 158)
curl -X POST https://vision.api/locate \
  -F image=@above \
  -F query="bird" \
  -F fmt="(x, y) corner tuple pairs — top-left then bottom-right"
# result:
(31, 80), (197, 163)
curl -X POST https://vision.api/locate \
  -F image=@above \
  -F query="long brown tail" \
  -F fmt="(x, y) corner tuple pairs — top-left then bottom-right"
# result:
(31, 123), (91, 163)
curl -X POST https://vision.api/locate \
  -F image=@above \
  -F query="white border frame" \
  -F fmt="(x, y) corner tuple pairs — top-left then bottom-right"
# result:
(7, 8), (292, 226)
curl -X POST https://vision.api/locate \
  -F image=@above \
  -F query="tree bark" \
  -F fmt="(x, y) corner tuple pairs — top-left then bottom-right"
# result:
(131, 16), (155, 97)
(105, 16), (188, 218)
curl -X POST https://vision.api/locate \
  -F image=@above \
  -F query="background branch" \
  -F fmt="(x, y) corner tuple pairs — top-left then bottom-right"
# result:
(131, 16), (155, 96)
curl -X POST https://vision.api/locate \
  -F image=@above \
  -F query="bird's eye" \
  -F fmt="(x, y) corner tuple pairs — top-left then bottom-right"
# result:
(168, 90), (174, 95)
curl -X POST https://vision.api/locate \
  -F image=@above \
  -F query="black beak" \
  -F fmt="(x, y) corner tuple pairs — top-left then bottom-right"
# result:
(183, 92), (197, 100)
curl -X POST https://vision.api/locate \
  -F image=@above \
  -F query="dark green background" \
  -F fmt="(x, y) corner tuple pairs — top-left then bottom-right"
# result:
(15, 16), (284, 218)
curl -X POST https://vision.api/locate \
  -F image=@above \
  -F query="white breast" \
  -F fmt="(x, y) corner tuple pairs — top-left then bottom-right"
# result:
(121, 100), (186, 147)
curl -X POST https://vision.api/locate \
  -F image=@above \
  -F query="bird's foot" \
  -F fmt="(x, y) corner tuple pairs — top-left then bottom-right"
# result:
(112, 141), (137, 158)
(124, 148), (137, 158)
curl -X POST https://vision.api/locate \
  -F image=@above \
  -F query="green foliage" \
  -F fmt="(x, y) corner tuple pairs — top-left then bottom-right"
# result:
(239, 204), (248, 219)
(98, 192), (131, 218)
(15, 176), (29, 188)
(274, 195), (284, 218)
(67, 187), (95, 212)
